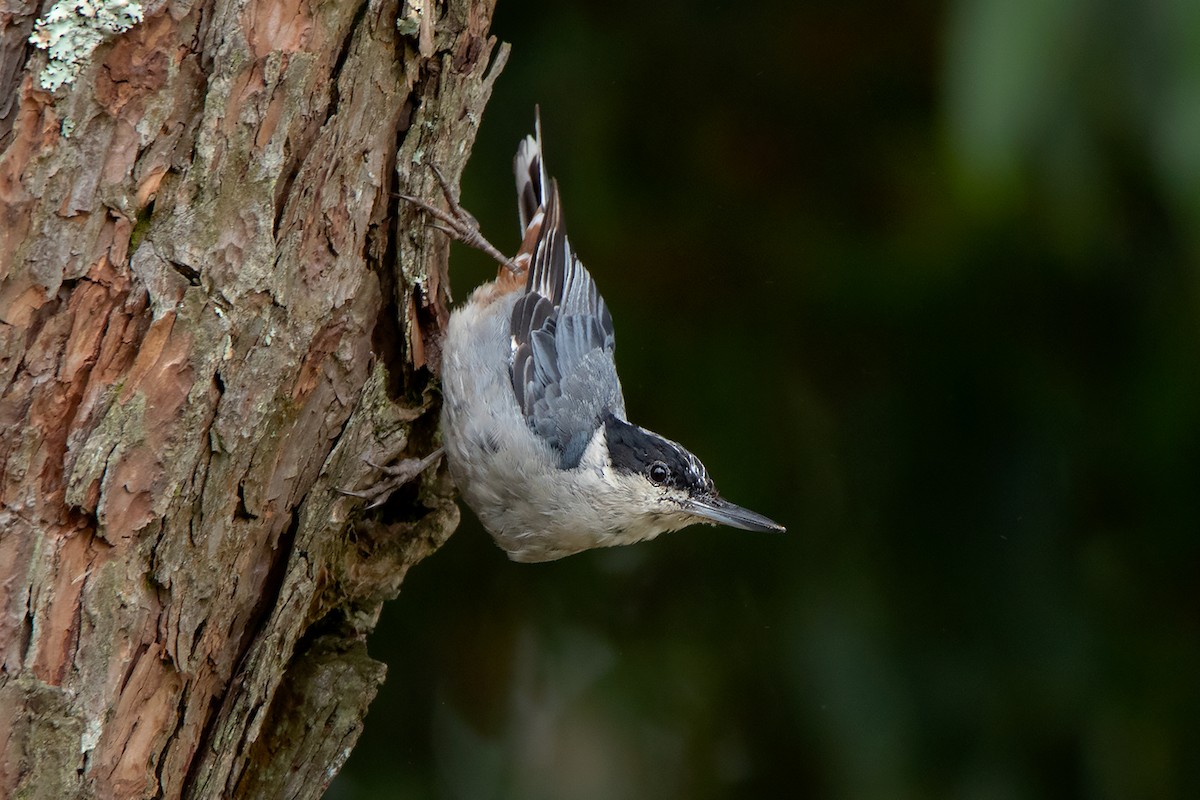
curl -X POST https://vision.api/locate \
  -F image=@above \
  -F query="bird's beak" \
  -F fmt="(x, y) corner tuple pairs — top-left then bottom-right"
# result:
(684, 495), (785, 533)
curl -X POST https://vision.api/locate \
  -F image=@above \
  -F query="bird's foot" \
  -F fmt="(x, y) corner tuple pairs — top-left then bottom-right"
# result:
(399, 165), (521, 274)
(341, 447), (444, 509)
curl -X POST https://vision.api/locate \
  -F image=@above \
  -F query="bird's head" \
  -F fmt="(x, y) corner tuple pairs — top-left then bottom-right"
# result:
(589, 414), (785, 540)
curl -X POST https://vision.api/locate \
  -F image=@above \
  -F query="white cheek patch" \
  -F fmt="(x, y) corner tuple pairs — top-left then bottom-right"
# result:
(577, 424), (610, 477)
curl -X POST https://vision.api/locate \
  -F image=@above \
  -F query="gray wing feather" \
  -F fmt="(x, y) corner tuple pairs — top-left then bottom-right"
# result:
(510, 121), (625, 467)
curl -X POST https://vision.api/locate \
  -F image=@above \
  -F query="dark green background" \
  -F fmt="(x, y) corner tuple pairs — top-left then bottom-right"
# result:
(332, 0), (1200, 797)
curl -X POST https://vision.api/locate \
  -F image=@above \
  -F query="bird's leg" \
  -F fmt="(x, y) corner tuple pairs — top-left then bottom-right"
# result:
(399, 165), (521, 274)
(341, 447), (444, 509)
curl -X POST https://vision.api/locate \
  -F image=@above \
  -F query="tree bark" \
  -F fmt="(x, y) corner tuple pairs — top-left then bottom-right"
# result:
(0, 0), (506, 797)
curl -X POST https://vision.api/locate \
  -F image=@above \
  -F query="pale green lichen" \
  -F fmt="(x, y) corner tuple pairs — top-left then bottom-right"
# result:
(396, 6), (421, 36)
(28, 0), (144, 92)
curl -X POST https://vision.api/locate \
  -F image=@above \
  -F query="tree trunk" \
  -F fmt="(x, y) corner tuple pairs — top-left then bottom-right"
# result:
(0, 0), (506, 797)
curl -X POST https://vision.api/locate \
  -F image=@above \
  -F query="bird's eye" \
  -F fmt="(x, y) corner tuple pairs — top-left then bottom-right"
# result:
(648, 462), (670, 485)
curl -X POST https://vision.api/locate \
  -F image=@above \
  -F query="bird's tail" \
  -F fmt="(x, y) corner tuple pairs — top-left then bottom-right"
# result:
(514, 107), (547, 234)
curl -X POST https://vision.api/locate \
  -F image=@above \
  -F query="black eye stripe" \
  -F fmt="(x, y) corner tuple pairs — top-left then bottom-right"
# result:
(604, 414), (711, 493)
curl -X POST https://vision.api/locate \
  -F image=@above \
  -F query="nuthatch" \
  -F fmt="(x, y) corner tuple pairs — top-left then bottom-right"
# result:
(408, 113), (784, 562)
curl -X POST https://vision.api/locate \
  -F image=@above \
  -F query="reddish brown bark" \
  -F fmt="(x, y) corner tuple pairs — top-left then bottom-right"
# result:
(0, 0), (506, 797)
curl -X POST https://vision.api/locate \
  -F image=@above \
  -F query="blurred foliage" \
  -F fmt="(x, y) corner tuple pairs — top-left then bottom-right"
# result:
(331, 0), (1200, 797)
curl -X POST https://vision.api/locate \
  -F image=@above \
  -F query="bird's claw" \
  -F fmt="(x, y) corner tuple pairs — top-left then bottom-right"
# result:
(341, 447), (444, 509)
(399, 165), (521, 274)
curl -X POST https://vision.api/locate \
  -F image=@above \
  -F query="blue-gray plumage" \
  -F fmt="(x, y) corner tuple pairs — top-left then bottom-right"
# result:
(425, 113), (783, 562)
(510, 137), (622, 469)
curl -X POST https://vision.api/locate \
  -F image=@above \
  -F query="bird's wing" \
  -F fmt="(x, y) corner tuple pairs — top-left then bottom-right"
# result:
(510, 118), (626, 468)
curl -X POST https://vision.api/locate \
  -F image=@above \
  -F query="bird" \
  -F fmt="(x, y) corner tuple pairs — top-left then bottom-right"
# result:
(405, 112), (784, 563)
